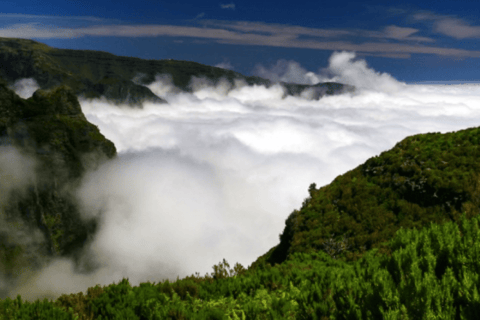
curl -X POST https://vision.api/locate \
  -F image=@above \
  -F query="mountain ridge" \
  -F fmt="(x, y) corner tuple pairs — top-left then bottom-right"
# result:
(0, 37), (353, 106)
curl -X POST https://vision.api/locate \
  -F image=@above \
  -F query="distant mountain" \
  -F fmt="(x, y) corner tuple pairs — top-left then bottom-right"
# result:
(0, 37), (353, 106)
(252, 127), (480, 268)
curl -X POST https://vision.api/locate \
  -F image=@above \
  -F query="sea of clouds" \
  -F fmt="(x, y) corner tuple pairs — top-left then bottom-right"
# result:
(6, 51), (480, 302)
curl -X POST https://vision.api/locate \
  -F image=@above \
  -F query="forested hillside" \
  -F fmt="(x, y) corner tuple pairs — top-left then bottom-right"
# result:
(255, 127), (480, 268)
(0, 37), (353, 106)
(0, 79), (116, 298)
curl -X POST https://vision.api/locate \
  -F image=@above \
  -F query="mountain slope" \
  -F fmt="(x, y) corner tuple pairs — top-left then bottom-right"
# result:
(0, 79), (116, 297)
(0, 37), (353, 105)
(253, 127), (480, 268)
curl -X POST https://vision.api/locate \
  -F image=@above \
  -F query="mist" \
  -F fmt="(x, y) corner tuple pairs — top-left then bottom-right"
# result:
(0, 146), (43, 298)
(6, 51), (480, 302)
(8, 78), (40, 99)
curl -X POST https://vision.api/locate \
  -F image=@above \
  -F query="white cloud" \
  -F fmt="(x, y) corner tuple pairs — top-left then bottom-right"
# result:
(0, 146), (44, 299)
(8, 52), (480, 301)
(434, 18), (480, 39)
(0, 13), (108, 22)
(253, 51), (405, 92)
(1, 14), (479, 58)
(0, 23), (77, 39)
(220, 3), (235, 9)
(142, 74), (181, 97)
(367, 25), (434, 42)
(412, 11), (480, 39)
(215, 60), (234, 70)
(0, 146), (37, 206)
(9, 78), (40, 99)
(327, 51), (406, 92)
(203, 20), (353, 38)
(253, 59), (332, 85)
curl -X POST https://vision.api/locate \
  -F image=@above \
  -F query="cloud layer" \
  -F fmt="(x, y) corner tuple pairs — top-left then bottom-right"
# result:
(7, 51), (480, 302)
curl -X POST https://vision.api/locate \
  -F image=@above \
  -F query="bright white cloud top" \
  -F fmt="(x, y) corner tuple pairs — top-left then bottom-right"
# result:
(9, 52), (480, 302)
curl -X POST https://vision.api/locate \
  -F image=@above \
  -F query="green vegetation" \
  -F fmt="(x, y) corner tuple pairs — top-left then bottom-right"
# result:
(257, 127), (480, 269)
(0, 37), (353, 106)
(0, 83), (115, 284)
(2, 213), (480, 319)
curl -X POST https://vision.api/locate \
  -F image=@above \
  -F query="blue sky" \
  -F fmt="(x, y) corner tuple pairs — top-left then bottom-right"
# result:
(2, 1), (480, 82)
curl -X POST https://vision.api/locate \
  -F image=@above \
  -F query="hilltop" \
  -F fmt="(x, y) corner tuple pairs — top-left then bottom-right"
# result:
(253, 126), (480, 268)
(0, 37), (353, 106)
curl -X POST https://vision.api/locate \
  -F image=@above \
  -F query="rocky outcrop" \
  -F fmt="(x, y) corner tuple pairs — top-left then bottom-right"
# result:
(0, 82), (116, 295)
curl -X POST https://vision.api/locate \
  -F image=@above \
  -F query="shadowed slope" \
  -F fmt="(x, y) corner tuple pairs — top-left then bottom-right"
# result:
(0, 81), (116, 298)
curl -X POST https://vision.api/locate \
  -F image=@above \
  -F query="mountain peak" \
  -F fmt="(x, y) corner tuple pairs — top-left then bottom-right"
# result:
(252, 126), (480, 269)
(28, 85), (85, 118)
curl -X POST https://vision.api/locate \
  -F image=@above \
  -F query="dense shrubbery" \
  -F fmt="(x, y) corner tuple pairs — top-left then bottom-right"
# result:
(259, 127), (480, 268)
(3, 212), (480, 319)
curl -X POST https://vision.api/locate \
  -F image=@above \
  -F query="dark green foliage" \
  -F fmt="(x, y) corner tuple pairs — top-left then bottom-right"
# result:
(6, 213), (480, 319)
(0, 296), (77, 320)
(0, 83), (116, 290)
(257, 126), (480, 268)
(0, 37), (352, 106)
(89, 278), (140, 319)
(53, 285), (105, 320)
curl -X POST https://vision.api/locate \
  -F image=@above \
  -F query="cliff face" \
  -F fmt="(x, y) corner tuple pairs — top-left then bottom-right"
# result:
(0, 37), (353, 106)
(0, 81), (116, 294)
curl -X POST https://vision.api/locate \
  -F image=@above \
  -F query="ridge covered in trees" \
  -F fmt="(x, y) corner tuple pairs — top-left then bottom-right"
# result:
(0, 37), (353, 106)
(254, 127), (480, 269)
